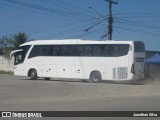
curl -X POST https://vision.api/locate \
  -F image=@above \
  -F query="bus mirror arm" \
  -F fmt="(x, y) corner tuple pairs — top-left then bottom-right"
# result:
(10, 53), (13, 58)
(10, 52), (14, 58)
(10, 49), (23, 58)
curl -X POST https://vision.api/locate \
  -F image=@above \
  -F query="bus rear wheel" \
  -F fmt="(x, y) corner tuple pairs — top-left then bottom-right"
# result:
(29, 69), (37, 80)
(44, 77), (51, 80)
(90, 71), (102, 83)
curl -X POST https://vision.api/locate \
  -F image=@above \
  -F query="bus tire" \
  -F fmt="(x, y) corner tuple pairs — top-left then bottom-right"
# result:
(45, 77), (51, 80)
(90, 71), (102, 83)
(29, 69), (37, 80)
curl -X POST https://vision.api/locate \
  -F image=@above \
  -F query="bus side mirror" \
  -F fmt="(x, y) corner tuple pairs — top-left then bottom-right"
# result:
(10, 49), (23, 58)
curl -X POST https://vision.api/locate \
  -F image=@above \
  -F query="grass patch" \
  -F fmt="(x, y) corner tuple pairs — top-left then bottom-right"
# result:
(0, 70), (13, 74)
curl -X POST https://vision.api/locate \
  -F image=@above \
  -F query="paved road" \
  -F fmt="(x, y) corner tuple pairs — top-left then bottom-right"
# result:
(0, 74), (160, 120)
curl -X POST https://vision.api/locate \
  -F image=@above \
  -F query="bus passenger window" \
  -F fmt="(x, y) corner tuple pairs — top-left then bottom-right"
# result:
(101, 45), (106, 56)
(92, 45), (101, 56)
(84, 45), (92, 56)
(76, 46), (84, 56)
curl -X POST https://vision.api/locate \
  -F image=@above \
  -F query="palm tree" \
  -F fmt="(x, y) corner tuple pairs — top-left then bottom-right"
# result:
(0, 32), (28, 58)
(0, 36), (8, 55)
(12, 32), (28, 49)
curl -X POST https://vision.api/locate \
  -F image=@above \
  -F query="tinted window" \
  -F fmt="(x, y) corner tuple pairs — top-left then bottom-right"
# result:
(14, 51), (23, 65)
(107, 44), (129, 57)
(75, 45), (84, 56)
(28, 44), (129, 58)
(19, 45), (31, 57)
(18, 45), (31, 62)
(84, 45), (92, 56)
(28, 45), (40, 58)
(92, 45), (103, 56)
(19, 45), (30, 51)
(134, 41), (145, 52)
(61, 45), (74, 56)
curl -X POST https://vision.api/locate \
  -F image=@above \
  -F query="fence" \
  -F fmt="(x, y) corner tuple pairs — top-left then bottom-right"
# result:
(0, 55), (14, 71)
(144, 64), (160, 80)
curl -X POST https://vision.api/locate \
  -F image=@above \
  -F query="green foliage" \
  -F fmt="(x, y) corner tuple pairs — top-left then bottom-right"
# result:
(3, 47), (15, 58)
(12, 32), (28, 49)
(0, 35), (9, 50)
(0, 32), (28, 58)
(0, 70), (13, 74)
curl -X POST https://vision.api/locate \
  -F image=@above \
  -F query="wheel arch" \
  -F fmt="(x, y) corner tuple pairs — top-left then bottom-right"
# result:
(28, 68), (37, 77)
(89, 70), (102, 83)
(89, 70), (102, 79)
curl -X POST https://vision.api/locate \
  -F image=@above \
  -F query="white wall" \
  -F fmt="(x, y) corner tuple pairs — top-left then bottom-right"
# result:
(0, 55), (14, 71)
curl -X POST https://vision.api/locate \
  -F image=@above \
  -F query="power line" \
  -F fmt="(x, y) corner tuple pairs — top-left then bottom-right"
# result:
(1, 0), (160, 41)
(40, 0), (96, 19)
(114, 25), (160, 37)
(115, 0), (147, 14)
(29, 18), (94, 35)
(39, 20), (103, 39)
(2, 0), (95, 20)
(114, 18), (160, 29)
(1, 0), (106, 40)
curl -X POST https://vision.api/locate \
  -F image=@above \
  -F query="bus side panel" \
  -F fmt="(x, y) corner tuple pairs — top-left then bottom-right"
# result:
(42, 65), (56, 78)
(104, 56), (129, 81)
(56, 65), (72, 78)
(14, 63), (29, 76)
(71, 57), (88, 79)
(105, 65), (115, 80)
(72, 65), (87, 79)
(14, 64), (22, 76)
(24, 57), (43, 77)
(71, 57), (106, 80)
(81, 57), (106, 80)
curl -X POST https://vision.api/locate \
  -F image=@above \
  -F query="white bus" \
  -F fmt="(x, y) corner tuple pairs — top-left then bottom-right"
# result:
(10, 39), (145, 82)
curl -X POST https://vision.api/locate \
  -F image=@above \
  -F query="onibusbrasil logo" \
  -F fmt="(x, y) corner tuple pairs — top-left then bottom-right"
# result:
(1, 112), (42, 118)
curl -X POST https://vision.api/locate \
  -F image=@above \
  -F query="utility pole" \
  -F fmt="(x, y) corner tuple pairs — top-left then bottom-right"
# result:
(105, 0), (118, 40)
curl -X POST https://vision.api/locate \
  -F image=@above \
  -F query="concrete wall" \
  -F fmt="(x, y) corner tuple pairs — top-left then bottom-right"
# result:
(0, 55), (14, 71)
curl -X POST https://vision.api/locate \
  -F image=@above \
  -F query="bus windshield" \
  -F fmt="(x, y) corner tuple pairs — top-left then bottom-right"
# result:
(14, 45), (31, 65)
(14, 51), (23, 65)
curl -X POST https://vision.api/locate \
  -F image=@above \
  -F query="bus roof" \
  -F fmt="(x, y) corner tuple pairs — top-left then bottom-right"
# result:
(20, 39), (135, 46)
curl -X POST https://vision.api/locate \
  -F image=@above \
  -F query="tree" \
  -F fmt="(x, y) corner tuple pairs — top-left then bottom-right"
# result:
(0, 35), (9, 56)
(0, 32), (28, 58)
(12, 32), (28, 49)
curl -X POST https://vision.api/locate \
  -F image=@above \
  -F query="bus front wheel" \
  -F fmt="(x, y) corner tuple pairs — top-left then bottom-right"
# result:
(90, 71), (102, 83)
(29, 69), (37, 80)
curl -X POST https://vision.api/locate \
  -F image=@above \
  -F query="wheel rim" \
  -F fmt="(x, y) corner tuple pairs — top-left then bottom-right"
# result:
(90, 72), (101, 83)
(31, 72), (35, 78)
(93, 76), (98, 82)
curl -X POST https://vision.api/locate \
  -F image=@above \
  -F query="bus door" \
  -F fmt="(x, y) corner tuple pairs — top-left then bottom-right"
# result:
(14, 51), (25, 75)
(10, 50), (24, 76)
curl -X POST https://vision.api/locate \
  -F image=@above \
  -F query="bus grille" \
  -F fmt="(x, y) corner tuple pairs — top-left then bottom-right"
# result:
(113, 67), (128, 79)
(113, 68), (116, 79)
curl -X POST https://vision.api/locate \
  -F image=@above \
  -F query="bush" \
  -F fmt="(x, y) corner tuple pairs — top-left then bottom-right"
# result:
(0, 70), (13, 74)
